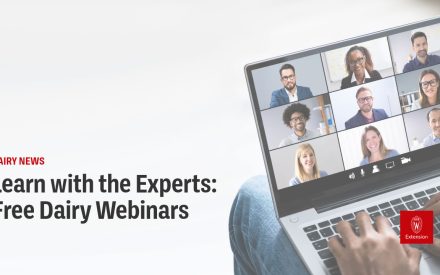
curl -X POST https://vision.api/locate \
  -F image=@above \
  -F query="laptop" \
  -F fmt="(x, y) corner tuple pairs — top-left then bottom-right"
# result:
(245, 16), (440, 275)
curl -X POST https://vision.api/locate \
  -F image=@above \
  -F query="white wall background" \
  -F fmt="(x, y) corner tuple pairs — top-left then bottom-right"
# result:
(330, 77), (402, 131)
(337, 116), (410, 169)
(322, 37), (395, 92)
(389, 23), (440, 74)
(0, 1), (439, 275)
(270, 134), (345, 189)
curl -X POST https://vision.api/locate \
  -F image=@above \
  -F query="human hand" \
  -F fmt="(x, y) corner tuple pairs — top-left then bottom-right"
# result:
(328, 212), (421, 275)
(422, 193), (440, 257)
(423, 193), (440, 214)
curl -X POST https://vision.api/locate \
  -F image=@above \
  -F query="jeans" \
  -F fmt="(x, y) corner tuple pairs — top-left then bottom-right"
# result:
(229, 175), (310, 275)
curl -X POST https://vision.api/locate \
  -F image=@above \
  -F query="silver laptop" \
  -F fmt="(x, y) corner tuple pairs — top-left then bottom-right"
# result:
(245, 16), (440, 275)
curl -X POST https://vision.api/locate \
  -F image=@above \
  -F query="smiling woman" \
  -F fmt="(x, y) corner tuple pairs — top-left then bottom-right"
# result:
(289, 143), (327, 186)
(411, 69), (440, 111)
(359, 125), (399, 165)
(340, 46), (383, 89)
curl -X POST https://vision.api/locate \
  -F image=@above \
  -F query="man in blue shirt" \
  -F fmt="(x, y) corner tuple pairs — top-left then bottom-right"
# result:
(345, 87), (389, 129)
(403, 32), (440, 73)
(269, 64), (313, 108)
(423, 107), (440, 147)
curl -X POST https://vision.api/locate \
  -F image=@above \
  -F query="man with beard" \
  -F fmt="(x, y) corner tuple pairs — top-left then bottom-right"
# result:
(279, 102), (319, 147)
(403, 32), (440, 73)
(269, 64), (313, 108)
(422, 107), (440, 147)
(345, 87), (388, 129)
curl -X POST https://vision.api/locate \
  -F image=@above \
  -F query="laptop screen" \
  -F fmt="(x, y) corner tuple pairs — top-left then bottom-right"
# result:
(246, 18), (440, 213)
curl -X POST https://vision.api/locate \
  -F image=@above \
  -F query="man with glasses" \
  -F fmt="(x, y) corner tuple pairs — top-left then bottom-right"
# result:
(345, 86), (388, 129)
(279, 102), (319, 147)
(269, 64), (313, 108)
(422, 107), (440, 147)
(403, 32), (440, 73)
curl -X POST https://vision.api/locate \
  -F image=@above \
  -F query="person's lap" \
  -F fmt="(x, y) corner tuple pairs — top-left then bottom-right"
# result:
(229, 175), (310, 275)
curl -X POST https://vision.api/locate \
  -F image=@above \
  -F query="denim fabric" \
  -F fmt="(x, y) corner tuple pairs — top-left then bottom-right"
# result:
(229, 175), (310, 275)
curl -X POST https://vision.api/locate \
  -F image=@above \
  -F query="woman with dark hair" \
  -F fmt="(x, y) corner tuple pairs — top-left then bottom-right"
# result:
(340, 46), (382, 89)
(411, 69), (440, 111)
(359, 126), (399, 165)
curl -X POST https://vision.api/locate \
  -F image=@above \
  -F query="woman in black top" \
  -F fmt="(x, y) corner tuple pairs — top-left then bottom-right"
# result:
(340, 45), (382, 89)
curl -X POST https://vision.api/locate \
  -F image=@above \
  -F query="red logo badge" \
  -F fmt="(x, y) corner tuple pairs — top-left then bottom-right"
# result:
(410, 216), (423, 234)
(400, 210), (433, 244)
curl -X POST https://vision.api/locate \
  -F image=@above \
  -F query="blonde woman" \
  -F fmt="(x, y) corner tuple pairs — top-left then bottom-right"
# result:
(289, 143), (327, 186)
(359, 126), (399, 165)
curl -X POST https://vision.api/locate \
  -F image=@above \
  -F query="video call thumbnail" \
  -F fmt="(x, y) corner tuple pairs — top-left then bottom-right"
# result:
(330, 78), (401, 131)
(261, 94), (335, 150)
(337, 116), (409, 170)
(321, 37), (394, 93)
(252, 54), (328, 110)
(270, 134), (344, 189)
(395, 64), (440, 113)
(404, 105), (440, 150)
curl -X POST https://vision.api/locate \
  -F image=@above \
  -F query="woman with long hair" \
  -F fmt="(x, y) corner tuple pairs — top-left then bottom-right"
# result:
(411, 69), (440, 111)
(359, 126), (399, 165)
(340, 46), (382, 89)
(289, 143), (327, 186)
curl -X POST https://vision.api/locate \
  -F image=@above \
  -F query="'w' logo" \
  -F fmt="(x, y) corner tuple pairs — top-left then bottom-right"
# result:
(411, 216), (423, 234)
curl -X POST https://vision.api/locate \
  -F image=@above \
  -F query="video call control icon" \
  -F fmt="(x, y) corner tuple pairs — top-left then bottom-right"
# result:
(349, 172), (356, 180)
(372, 165), (380, 174)
(385, 161), (395, 169)
(401, 157), (412, 164)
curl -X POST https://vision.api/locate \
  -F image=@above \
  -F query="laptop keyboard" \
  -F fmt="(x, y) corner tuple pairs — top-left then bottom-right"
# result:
(303, 186), (440, 275)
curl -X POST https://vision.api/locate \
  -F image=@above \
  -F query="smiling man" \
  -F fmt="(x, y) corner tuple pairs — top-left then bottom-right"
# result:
(269, 64), (313, 108)
(422, 107), (440, 147)
(345, 86), (389, 130)
(403, 32), (440, 73)
(279, 102), (319, 147)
